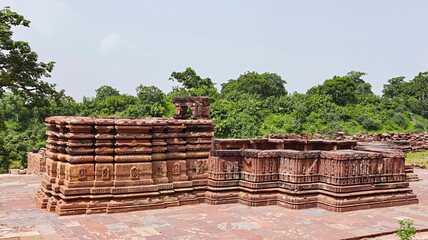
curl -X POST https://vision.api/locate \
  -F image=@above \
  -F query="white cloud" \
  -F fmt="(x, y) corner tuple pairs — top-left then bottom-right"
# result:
(99, 33), (125, 54)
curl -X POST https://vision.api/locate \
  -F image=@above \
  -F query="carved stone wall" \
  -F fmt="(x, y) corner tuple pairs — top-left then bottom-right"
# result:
(35, 110), (214, 215)
(266, 132), (428, 152)
(34, 97), (419, 215)
(207, 139), (418, 212)
(172, 97), (210, 120)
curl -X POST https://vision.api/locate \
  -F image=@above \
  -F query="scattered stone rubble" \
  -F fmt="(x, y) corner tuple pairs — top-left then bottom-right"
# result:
(266, 132), (428, 153)
(8, 166), (27, 175)
(335, 132), (427, 152)
(27, 148), (47, 174)
(30, 97), (421, 215)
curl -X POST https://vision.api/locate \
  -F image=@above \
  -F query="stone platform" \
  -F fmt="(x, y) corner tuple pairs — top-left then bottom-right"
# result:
(35, 115), (214, 216)
(33, 96), (418, 216)
(35, 97), (213, 216)
(207, 139), (418, 212)
(1, 170), (428, 240)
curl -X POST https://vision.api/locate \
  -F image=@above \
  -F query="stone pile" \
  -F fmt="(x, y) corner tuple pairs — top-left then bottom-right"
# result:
(8, 167), (28, 175)
(34, 97), (214, 215)
(207, 139), (418, 212)
(354, 132), (428, 152)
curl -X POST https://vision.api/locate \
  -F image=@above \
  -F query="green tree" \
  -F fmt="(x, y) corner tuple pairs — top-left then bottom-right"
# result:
(308, 76), (356, 106)
(134, 85), (168, 117)
(0, 133), (9, 173)
(168, 67), (219, 99)
(410, 71), (428, 102)
(169, 67), (215, 89)
(355, 82), (373, 95)
(221, 72), (287, 98)
(383, 76), (408, 99)
(79, 86), (135, 116)
(98, 94), (136, 116)
(357, 114), (381, 131)
(0, 6), (57, 107)
(346, 71), (367, 85)
(0, 93), (53, 171)
(95, 85), (120, 101)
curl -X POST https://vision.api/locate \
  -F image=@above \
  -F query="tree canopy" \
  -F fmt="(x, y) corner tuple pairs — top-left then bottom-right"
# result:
(307, 75), (356, 106)
(169, 67), (215, 90)
(1, 7), (428, 173)
(221, 72), (287, 98)
(0, 6), (57, 107)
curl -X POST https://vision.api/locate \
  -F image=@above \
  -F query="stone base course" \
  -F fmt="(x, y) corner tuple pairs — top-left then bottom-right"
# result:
(206, 139), (418, 212)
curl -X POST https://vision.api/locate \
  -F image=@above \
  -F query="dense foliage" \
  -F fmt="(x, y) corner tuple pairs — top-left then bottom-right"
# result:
(1, 7), (428, 172)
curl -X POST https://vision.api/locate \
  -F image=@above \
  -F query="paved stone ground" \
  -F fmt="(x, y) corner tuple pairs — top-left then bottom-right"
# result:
(1, 170), (428, 240)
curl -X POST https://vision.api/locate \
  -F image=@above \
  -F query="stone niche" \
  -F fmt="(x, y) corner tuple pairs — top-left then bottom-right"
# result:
(207, 139), (418, 212)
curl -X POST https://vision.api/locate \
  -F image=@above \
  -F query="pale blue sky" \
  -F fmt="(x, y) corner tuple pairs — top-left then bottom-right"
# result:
(4, 0), (428, 101)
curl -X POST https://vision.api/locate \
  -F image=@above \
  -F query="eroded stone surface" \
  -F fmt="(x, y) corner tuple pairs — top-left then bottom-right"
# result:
(33, 97), (419, 215)
(267, 132), (428, 152)
(35, 100), (214, 215)
(207, 139), (418, 212)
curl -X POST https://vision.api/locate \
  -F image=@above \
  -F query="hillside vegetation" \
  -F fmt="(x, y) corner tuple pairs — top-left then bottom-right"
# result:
(1, 68), (428, 172)
(1, 7), (428, 172)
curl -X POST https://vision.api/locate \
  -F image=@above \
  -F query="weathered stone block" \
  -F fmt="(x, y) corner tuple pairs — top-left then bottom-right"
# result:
(114, 162), (153, 185)
(152, 161), (168, 184)
(95, 163), (114, 186)
(166, 160), (188, 182)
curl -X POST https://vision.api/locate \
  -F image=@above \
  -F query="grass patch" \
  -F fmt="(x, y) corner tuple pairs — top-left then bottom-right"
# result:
(406, 150), (428, 167)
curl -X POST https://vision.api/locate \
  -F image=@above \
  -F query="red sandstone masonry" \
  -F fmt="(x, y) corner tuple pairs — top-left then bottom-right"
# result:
(266, 132), (428, 152)
(33, 97), (418, 215)
(35, 97), (213, 215)
(207, 139), (417, 211)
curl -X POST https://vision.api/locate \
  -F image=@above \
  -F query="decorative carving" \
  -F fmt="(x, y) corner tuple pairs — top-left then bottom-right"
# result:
(78, 168), (87, 180)
(195, 160), (204, 174)
(377, 163), (383, 174)
(102, 167), (110, 180)
(352, 163), (357, 176)
(130, 167), (139, 179)
(156, 166), (162, 176)
(34, 113), (419, 216)
(173, 163), (180, 174)
(223, 161), (228, 172)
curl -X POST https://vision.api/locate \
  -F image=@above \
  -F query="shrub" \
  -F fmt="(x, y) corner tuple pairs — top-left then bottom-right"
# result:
(357, 114), (381, 131)
(415, 122), (425, 132)
(397, 218), (416, 240)
(393, 113), (408, 128)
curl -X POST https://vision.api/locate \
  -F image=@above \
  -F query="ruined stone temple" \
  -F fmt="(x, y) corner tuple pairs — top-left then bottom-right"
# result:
(34, 97), (418, 215)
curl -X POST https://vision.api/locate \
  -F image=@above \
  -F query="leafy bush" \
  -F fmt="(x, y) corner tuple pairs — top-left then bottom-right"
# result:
(397, 218), (416, 240)
(357, 114), (381, 131)
(415, 122), (425, 132)
(393, 113), (408, 128)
